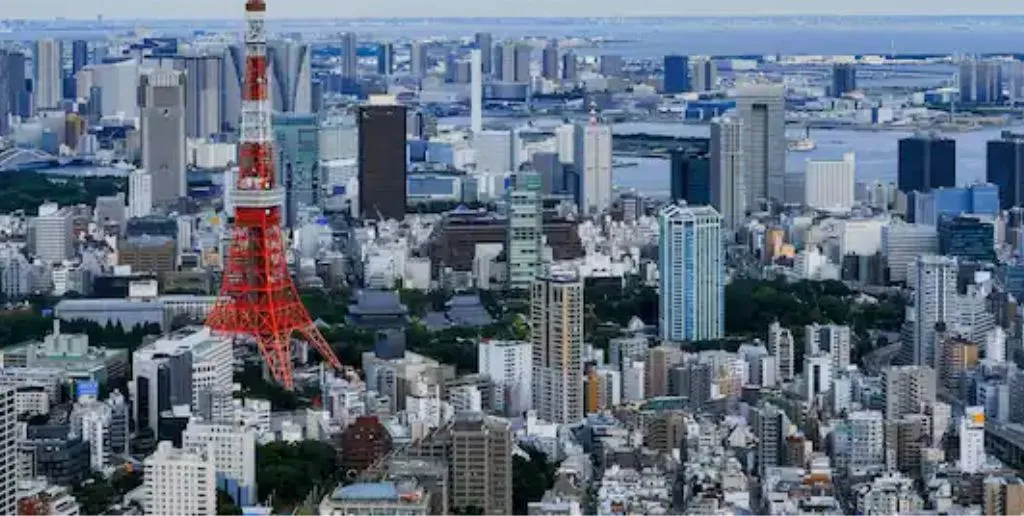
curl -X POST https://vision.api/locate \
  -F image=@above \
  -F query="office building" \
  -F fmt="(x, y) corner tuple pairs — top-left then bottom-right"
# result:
(898, 135), (956, 194)
(377, 42), (394, 76)
(670, 146), (711, 205)
(646, 345), (684, 398)
(178, 55), (223, 139)
(182, 420), (257, 506)
(411, 42), (429, 78)
(478, 340), (531, 415)
(71, 40), (89, 76)
(939, 215), (996, 262)
(599, 55), (624, 77)
(320, 481), (429, 515)
(906, 255), (958, 367)
(691, 57), (717, 92)
(267, 41), (312, 113)
(0, 388), (14, 516)
(475, 129), (515, 173)
(831, 63), (857, 97)
(474, 32), (493, 75)
(658, 203), (724, 342)
(140, 70), (187, 205)
(449, 413), (513, 514)
(272, 113), (320, 227)
(91, 58), (140, 119)
(755, 404), (787, 475)
(663, 55), (690, 94)
(70, 392), (130, 472)
(34, 39), (62, 110)
(119, 235), (176, 276)
(909, 183), (1000, 225)
(805, 323), (851, 371)
(959, 406), (985, 473)
(129, 169), (153, 219)
(562, 51), (578, 81)
(506, 171), (543, 290)
(470, 49), (482, 135)
(960, 59), (1002, 105)
(984, 476), (1024, 516)
(736, 85), (786, 204)
(358, 97), (407, 221)
(30, 203), (74, 264)
(881, 223), (938, 284)
(883, 366), (936, 419)
(768, 321), (795, 382)
(0, 50), (27, 135)
(143, 441), (217, 515)
(541, 42), (559, 80)
(710, 116), (746, 229)
(805, 153), (856, 212)
(221, 45), (244, 131)
(839, 410), (885, 469)
(573, 118), (613, 215)
(531, 269), (584, 424)
(341, 32), (358, 84)
(987, 131), (1024, 210)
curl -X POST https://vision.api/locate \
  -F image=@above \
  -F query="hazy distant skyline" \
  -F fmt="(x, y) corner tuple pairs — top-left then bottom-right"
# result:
(5, 0), (1024, 20)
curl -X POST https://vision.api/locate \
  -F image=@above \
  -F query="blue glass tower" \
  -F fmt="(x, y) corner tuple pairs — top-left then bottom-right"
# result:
(664, 55), (690, 94)
(658, 203), (724, 342)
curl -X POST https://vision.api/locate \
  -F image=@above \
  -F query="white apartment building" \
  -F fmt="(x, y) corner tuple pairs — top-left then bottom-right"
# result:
(128, 169), (153, 219)
(805, 323), (852, 371)
(143, 441), (216, 515)
(182, 420), (257, 506)
(573, 120), (613, 215)
(478, 339), (532, 415)
(959, 406), (985, 474)
(805, 153), (856, 212)
(882, 223), (938, 283)
(621, 361), (645, 403)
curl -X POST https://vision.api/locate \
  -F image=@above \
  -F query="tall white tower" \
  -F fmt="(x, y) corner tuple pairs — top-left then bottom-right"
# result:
(471, 49), (483, 135)
(573, 109), (612, 215)
(34, 39), (62, 110)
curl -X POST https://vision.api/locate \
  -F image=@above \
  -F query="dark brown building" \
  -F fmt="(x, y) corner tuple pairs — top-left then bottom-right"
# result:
(338, 415), (393, 476)
(358, 101), (407, 221)
(428, 209), (584, 274)
(119, 235), (176, 276)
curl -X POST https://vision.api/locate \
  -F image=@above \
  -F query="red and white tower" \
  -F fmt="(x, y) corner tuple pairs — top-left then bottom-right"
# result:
(207, 0), (342, 388)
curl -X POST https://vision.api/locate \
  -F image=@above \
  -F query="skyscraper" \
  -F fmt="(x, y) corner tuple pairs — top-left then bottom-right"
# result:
(221, 45), (245, 132)
(736, 85), (786, 205)
(178, 55), (224, 139)
(341, 32), (358, 85)
(449, 413), (513, 515)
(898, 135), (956, 194)
(573, 117), (613, 215)
(710, 116), (746, 229)
(0, 388), (14, 516)
(71, 40), (89, 76)
(474, 32), (493, 75)
(599, 55), (624, 77)
(139, 70), (187, 205)
(670, 146), (711, 205)
(831, 63), (857, 97)
(805, 323), (852, 371)
(691, 57), (718, 92)
(906, 255), (958, 367)
(470, 49), (482, 135)
(658, 203), (724, 343)
(506, 171), (543, 290)
(541, 42), (559, 80)
(562, 51), (578, 81)
(128, 169), (153, 219)
(987, 131), (1024, 209)
(531, 269), (584, 424)
(0, 50), (27, 135)
(267, 41), (312, 113)
(768, 321), (795, 381)
(143, 442), (217, 516)
(34, 39), (62, 110)
(882, 365), (936, 419)
(960, 59), (1002, 105)
(663, 55), (690, 94)
(182, 421), (257, 507)
(358, 96), (407, 221)
(804, 152), (856, 212)
(475, 129), (515, 173)
(376, 43), (393, 76)
(410, 42), (429, 79)
(273, 113), (321, 228)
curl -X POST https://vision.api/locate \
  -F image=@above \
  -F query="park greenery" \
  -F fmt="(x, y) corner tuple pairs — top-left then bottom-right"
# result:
(513, 445), (560, 514)
(72, 470), (143, 515)
(256, 441), (339, 511)
(0, 170), (125, 214)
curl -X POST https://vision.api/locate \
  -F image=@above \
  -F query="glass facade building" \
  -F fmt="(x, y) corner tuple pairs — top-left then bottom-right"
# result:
(898, 135), (956, 194)
(663, 55), (690, 94)
(658, 203), (724, 342)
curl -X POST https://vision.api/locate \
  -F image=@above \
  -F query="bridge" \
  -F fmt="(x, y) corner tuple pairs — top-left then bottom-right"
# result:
(0, 148), (59, 172)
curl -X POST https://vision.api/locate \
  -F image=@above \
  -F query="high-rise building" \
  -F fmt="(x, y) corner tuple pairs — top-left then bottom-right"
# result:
(177, 55), (224, 139)
(341, 32), (358, 84)
(358, 97), (407, 221)
(474, 32), (493, 75)
(658, 203), (724, 342)
(959, 406), (985, 473)
(908, 183), (999, 225)
(882, 222), (938, 284)
(562, 51), (578, 81)
(805, 153), (856, 212)
(0, 387), (14, 516)
(984, 476), (1024, 516)
(987, 131), (1024, 210)
(499, 43), (530, 83)
(475, 129), (515, 173)
(754, 404), (787, 476)
(670, 146), (711, 205)
(906, 255), (958, 367)
(272, 113), (321, 228)
(0, 50), (27, 135)
(882, 366), (936, 419)
(804, 353), (833, 403)
(91, 58), (140, 119)
(710, 116), (746, 229)
(531, 269), (584, 424)
(960, 59), (1002, 105)
(129, 169), (153, 219)
(805, 323), (851, 371)
(691, 57), (718, 92)
(139, 70), (187, 205)
(267, 41), (312, 113)
(411, 42), (429, 79)
(839, 410), (885, 469)
(599, 55), (624, 77)
(897, 135), (956, 194)
(71, 40), (89, 76)
(663, 55), (690, 94)
(470, 49), (482, 135)
(831, 63), (857, 97)
(736, 85), (786, 204)
(478, 339), (532, 415)
(221, 45), (244, 131)
(377, 42), (393, 76)
(182, 420), (257, 507)
(449, 413), (513, 515)
(573, 118), (613, 215)
(938, 215), (996, 262)
(541, 42), (559, 80)
(506, 171), (543, 290)
(645, 345), (684, 398)
(143, 441), (217, 516)
(30, 203), (74, 264)
(34, 39), (62, 110)
(768, 321), (795, 382)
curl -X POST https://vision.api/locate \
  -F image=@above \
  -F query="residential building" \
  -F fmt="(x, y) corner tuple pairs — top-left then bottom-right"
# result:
(658, 203), (724, 342)
(182, 420), (257, 506)
(358, 97), (407, 221)
(0, 388), (14, 516)
(905, 255), (958, 367)
(805, 324), (851, 371)
(959, 406), (986, 474)
(710, 116), (746, 229)
(531, 269), (584, 424)
(768, 322), (795, 382)
(143, 441), (216, 515)
(883, 366), (936, 419)
(805, 153), (855, 212)
(478, 339), (532, 416)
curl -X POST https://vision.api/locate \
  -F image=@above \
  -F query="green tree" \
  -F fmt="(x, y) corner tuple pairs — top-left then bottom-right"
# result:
(217, 489), (244, 515)
(257, 441), (340, 510)
(512, 446), (558, 514)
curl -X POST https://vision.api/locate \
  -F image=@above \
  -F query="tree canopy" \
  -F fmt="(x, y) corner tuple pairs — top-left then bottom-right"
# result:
(256, 441), (339, 511)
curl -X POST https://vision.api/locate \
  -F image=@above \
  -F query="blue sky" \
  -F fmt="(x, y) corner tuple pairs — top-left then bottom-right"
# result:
(6, 0), (1024, 19)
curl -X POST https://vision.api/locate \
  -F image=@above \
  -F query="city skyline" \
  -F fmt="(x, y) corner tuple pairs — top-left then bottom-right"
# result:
(4, 0), (1024, 19)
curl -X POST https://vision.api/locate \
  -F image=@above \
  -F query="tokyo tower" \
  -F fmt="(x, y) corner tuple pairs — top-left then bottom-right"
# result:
(207, 0), (343, 389)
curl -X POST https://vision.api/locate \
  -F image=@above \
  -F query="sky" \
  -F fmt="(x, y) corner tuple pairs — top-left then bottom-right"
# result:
(5, 0), (1024, 19)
